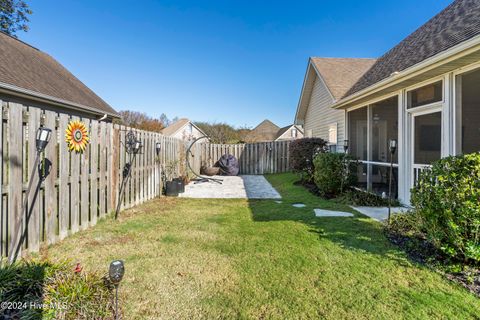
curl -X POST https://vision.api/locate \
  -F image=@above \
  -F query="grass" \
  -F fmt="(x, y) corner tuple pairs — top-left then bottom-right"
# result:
(39, 173), (480, 319)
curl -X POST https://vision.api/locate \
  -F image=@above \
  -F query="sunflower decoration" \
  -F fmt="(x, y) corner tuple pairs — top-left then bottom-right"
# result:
(65, 120), (90, 153)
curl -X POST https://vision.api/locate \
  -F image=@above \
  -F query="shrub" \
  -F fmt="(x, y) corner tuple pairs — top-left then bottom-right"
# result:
(0, 259), (114, 319)
(334, 189), (400, 207)
(289, 138), (328, 182)
(385, 211), (424, 238)
(313, 152), (357, 198)
(411, 152), (480, 263)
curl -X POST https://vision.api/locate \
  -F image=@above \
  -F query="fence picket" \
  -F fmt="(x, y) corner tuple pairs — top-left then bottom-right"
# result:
(1, 99), (292, 259)
(44, 111), (57, 243)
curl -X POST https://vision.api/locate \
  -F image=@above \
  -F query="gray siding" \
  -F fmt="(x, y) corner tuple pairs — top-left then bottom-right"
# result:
(304, 75), (345, 149)
(276, 125), (304, 141)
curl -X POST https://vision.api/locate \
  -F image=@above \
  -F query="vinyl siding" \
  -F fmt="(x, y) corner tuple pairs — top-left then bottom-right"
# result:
(276, 126), (304, 141)
(171, 124), (204, 141)
(304, 75), (345, 150)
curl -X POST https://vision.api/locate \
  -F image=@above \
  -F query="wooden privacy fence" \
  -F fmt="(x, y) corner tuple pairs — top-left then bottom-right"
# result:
(197, 141), (291, 174)
(0, 101), (187, 258)
(0, 100), (291, 258)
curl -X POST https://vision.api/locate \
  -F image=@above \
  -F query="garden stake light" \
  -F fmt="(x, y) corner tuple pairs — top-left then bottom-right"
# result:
(9, 127), (52, 264)
(343, 139), (349, 153)
(109, 260), (125, 320)
(115, 130), (142, 219)
(387, 139), (397, 224)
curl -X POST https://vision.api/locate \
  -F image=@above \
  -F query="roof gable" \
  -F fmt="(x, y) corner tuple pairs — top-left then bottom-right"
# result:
(275, 124), (303, 140)
(161, 118), (206, 137)
(245, 119), (280, 142)
(161, 118), (190, 136)
(0, 32), (118, 117)
(344, 0), (480, 98)
(295, 57), (375, 123)
(311, 58), (376, 100)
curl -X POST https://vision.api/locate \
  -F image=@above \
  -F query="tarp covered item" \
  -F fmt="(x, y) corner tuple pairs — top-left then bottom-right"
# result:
(216, 154), (239, 176)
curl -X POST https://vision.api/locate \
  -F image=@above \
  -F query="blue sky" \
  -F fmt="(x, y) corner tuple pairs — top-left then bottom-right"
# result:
(21, 0), (452, 128)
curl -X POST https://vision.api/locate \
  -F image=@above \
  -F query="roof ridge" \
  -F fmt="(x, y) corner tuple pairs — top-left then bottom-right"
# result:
(311, 57), (376, 60)
(0, 31), (40, 51)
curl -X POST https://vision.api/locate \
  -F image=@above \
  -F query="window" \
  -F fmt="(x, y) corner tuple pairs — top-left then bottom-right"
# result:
(328, 123), (337, 144)
(457, 68), (480, 154)
(407, 80), (442, 109)
(291, 128), (297, 138)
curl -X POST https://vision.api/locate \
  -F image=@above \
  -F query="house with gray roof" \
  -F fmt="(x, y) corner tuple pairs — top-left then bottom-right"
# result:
(244, 120), (303, 142)
(161, 118), (207, 141)
(274, 124), (304, 141)
(295, 0), (480, 203)
(0, 31), (119, 120)
(295, 58), (376, 151)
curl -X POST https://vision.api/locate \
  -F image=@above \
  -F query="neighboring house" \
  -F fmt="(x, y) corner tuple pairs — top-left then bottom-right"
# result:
(244, 119), (280, 142)
(0, 32), (119, 120)
(275, 124), (304, 141)
(295, 0), (480, 204)
(161, 118), (207, 141)
(294, 58), (376, 151)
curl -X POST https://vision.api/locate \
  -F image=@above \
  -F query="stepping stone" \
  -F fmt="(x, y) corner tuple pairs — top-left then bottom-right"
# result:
(292, 203), (306, 208)
(274, 200), (282, 204)
(314, 208), (354, 217)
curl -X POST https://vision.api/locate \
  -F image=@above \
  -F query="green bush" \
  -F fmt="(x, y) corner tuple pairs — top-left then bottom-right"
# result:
(0, 259), (114, 319)
(334, 189), (400, 207)
(385, 211), (424, 238)
(289, 138), (328, 182)
(313, 152), (357, 198)
(411, 152), (480, 263)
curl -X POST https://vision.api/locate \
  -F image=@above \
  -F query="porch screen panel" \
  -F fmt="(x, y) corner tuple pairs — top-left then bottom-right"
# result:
(348, 107), (367, 160)
(414, 112), (441, 164)
(371, 97), (398, 163)
(459, 69), (480, 154)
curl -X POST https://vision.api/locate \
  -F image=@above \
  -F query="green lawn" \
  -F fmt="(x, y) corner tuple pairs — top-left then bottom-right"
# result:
(42, 173), (480, 319)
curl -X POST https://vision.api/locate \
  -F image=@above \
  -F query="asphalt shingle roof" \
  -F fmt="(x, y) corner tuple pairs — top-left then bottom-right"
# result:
(0, 32), (118, 116)
(311, 58), (376, 100)
(344, 0), (480, 98)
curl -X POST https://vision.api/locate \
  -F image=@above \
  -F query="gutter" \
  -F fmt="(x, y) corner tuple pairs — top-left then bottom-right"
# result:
(332, 34), (480, 109)
(0, 81), (120, 119)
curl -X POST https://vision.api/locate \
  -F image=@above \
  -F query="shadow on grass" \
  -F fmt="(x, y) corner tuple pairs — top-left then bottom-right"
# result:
(246, 176), (410, 266)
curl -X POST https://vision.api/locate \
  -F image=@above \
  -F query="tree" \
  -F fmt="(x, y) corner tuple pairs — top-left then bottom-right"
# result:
(117, 110), (165, 133)
(195, 121), (250, 144)
(0, 0), (32, 37)
(159, 113), (171, 127)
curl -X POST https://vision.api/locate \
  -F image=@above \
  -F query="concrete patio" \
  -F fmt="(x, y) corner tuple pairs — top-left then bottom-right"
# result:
(179, 175), (281, 199)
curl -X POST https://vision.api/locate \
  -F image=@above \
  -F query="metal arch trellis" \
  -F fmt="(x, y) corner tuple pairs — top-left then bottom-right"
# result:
(186, 135), (222, 184)
(115, 129), (143, 219)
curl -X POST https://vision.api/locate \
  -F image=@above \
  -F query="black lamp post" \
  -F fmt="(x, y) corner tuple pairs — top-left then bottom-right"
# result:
(115, 131), (142, 219)
(9, 127), (52, 264)
(155, 142), (161, 156)
(109, 260), (125, 320)
(343, 139), (349, 153)
(387, 139), (397, 224)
